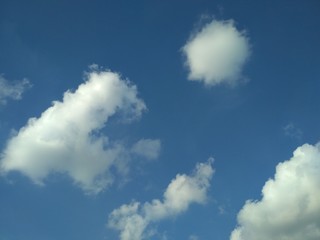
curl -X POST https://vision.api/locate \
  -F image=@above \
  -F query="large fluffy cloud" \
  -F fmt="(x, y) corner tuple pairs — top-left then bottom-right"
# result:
(0, 68), (160, 194)
(108, 159), (214, 240)
(0, 75), (31, 105)
(230, 143), (320, 240)
(182, 19), (250, 86)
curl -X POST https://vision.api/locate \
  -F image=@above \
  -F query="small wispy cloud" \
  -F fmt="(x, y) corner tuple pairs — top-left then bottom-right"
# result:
(131, 139), (161, 161)
(182, 19), (251, 87)
(218, 205), (226, 215)
(283, 123), (303, 140)
(108, 159), (214, 240)
(0, 75), (31, 105)
(189, 235), (200, 240)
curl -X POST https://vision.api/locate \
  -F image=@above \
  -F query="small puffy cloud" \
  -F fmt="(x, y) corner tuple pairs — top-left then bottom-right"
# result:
(182, 19), (250, 86)
(108, 159), (214, 240)
(230, 143), (320, 240)
(131, 139), (161, 160)
(0, 75), (31, 105)
(0, 68), (160, 194)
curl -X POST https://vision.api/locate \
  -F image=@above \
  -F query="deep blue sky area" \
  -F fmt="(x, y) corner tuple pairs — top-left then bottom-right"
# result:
(0, 1), (320, 240)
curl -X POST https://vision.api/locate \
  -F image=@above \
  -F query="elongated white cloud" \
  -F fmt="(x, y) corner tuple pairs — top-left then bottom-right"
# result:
(108, 159), (214, 240)
(0, 75), (31, 105)
(0, 68), (160, 194)
(182, 19), (250, 86)
(230, 143), (320, 240)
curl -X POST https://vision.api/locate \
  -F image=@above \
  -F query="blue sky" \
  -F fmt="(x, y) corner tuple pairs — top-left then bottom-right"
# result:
(0, 0), (320, 240)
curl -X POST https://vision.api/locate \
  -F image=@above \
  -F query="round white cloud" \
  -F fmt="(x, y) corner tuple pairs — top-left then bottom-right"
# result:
(182, 19), (250, 86)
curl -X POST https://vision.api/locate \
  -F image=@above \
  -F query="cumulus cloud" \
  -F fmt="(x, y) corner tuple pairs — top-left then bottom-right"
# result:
(131, 139), (161, 160)
(182, 19), (250, 86)
(230, 143), (320, 240)
(0, 75), (31, 105)
(0, 68), (160, 194)
(108, 159), (214, 240)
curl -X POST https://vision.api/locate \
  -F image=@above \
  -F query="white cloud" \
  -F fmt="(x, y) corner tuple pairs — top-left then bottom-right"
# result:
(0, 75), (31, 105)
(182, 19), (250, 86)
(131, 139), (161, 160)
(0, 68), (160, 194)
(230, 143), (320, 240)
(108, 159), (214, 240)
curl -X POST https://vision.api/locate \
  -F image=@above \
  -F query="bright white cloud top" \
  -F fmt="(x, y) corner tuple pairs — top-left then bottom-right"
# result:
(230, 143), (320, 240)
(0, 75), (31, 105)
(108, 159), (214, 240)
(182, 19), (250, 86)
(0, 68), (160, 194)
